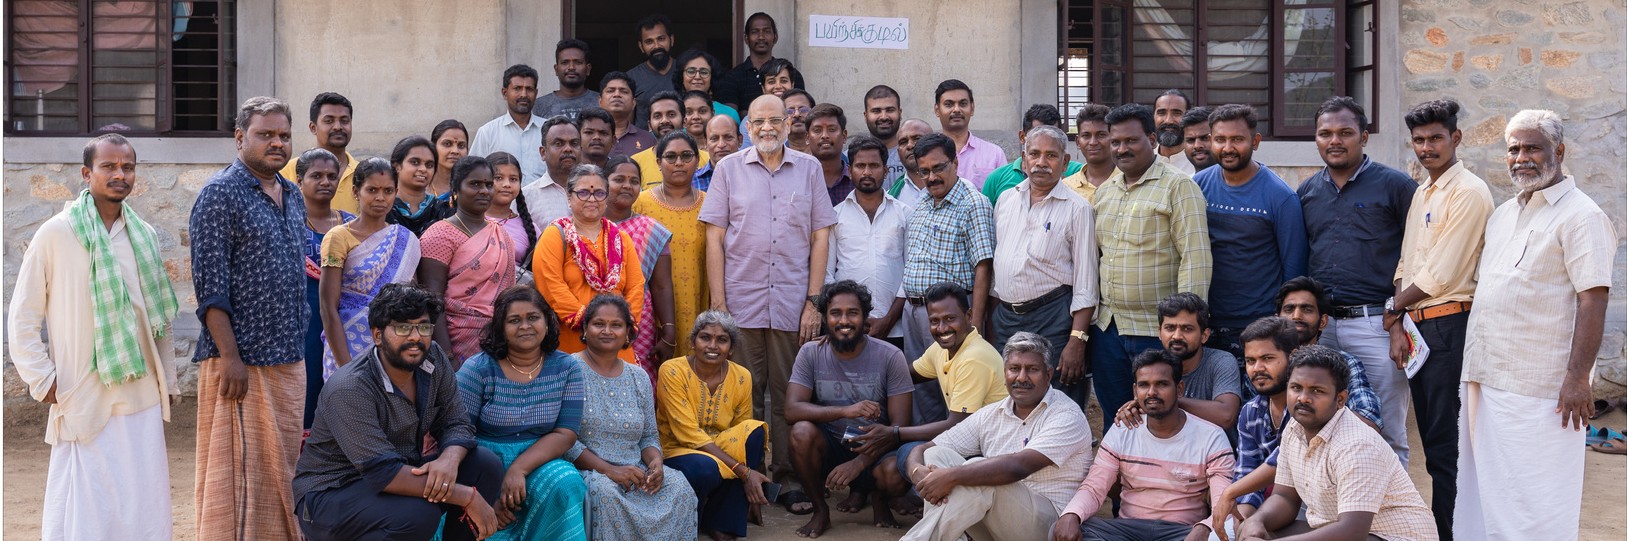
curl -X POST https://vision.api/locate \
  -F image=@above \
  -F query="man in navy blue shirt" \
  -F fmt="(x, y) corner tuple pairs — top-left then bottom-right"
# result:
(1295, 96), (1416, 465)
(1191, 104), (1307, 362)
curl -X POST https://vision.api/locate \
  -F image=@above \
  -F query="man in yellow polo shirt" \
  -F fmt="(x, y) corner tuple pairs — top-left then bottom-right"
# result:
(634, 90), (709, 186)
(280, 92), (360, 213)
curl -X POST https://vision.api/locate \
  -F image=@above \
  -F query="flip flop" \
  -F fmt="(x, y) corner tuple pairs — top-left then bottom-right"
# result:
(779, 489), (815, 515)
(1589, 437), (1627, 455)
(1590, 399), (1615, 421)
(1586, 425), (1626, 446)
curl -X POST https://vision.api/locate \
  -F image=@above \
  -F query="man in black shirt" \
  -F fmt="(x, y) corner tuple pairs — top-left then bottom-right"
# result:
(716, 12), (806, 110)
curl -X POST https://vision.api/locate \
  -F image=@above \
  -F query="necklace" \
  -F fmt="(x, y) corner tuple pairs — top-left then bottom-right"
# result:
(449, 213), (477, 236)
(507, 356), (542, 380)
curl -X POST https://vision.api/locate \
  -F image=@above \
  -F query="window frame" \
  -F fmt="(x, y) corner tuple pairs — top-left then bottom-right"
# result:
(1270, 0), (1348, 137)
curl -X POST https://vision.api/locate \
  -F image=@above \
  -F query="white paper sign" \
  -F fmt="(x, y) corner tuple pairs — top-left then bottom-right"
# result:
(808, 14), (910, 50)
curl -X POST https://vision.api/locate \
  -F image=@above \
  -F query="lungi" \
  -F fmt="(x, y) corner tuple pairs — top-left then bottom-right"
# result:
(195, 360), (305, 541)
(1455, 381), (1585, 540)
(42, 404), (171, 541)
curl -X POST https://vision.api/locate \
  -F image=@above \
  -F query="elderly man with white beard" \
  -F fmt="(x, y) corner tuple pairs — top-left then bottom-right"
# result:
(1453, 109), (1618, 541)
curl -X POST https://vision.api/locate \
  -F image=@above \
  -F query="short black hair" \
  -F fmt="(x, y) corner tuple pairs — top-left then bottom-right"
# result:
(864, 85), (900, 105)
(635, 14), (672, 35)
(1158, 89), (1193, 111)
(1105, 103), (1156, 135)
(808, 103), (846, 130)
(760, 58), (795, 81)
(671, 48), (722, 92)
(480, 286), (562, 357)
(655, 130), (697, 157)
(1276, 276), (1333, 318)
(1075, 103), (1112, 128)
(649, 90), (683, 112)
(1022, 104), (1065, 129)
(600, 71), (636, 94)
(1208, 103), (1258, 132)
(82, 133), (135, 167)
(913, 133), (957, 163)
(1180, 106), (1213, 130)
(502, 64), (539, 89)
(782, 88), (816, 107)
(1156, 292), (1210, 330)
(745, 12), (777, 34)
(368, 283), (444, 330)
(390, 135), (437, 170)
(309, 92), (353, 123)
(924, 282), (970, 312)
(818, 280), (875, 318)
(1132, 348), (1183, 385)
(933, 79), (974, 104)
(1315, 96), (1370, 133)
(1288, 344), (1351, 393)
(577, 106), (613, 128)
(555, 39), (590, 59)
(582, 293), (637, 343)
(539, 115), (580, 143)
(845, 135), (888, 165)
(1240, 316), (1300, 358)
(1404, 98), (1462, 133)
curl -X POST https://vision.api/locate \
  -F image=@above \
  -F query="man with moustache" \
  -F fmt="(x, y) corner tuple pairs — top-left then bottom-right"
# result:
(10, 134), (181, 540)
(626, 15), (677, 127)
(900, 332), (1095, 541)
(808, 103), (854, 205)
(1091, 103), (1211, 419)
(933, 79), (1006, 188)
(1455, 110), (1618, 541)
(1296, 96), (1416, 464)
(1065, 104), (1115, 203)
(1054, 349), (1234, 541)
(1237, 346), (1438, 541)
(471, 65), (546, 184)
(1180, 106), (1216, 173)
(783, 89), (817, 155)
(1112, 293), (1241, 433)
(786, 280), (914, 537)
(863, 85), (906, 180)
(576, 107), (615, 168)
(826, 136), (908, 348)
(1153, 89), (1196, 175)
(701, 93), (837, 492)
(989, 125), (1098, 411)
(535, 39), (598, 121)
(600, 72), (655, 157)
(1388, 99), (1493, 539)
(694, 114), (741, 191)
(981, 105), (1086, 205)
(279, 93), (358, 213)
(1275, 277), (1384, 429)
(190, 97), (309, 540)
(1191, 104), (1307, 361)
(886, 119), (935, 208)
(632, 91), (710, 186)
(520, 116), (577, 227)
(293, 284), (504, 541)
(716, 12), (805, 110)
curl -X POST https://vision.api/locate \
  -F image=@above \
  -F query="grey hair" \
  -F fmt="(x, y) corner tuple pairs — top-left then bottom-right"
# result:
(235, 96), (293, 131)
(1505, 109), (1564, 148)
(689, 310), (742, 349)
(1024, 125), (1070, 152)
(1002, 331), (1053, 367)
(564, 163), (606, 192)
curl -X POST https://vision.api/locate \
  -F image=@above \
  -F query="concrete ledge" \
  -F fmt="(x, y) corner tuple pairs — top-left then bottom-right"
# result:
(4, 137), (238, 165)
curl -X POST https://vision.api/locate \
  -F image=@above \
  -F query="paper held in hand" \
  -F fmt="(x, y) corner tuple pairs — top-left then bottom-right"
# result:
(1402, 316), (1431, 379)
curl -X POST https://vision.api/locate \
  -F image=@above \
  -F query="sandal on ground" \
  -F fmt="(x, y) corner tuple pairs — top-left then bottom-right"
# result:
(779, 489), (815, 515)
(1585, 425), (1625, 446)
(1589, 437), (1627, 455)
(1590, 399), (1615, 421)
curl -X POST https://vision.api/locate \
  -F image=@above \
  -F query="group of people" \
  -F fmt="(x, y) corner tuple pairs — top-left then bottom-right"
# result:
(7, 9), (1619, 541)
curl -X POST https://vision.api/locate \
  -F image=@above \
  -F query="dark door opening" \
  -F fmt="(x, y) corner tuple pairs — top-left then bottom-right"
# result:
(568, 0), (738, 92)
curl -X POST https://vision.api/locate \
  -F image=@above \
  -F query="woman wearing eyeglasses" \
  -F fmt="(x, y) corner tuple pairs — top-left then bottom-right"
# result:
(632, 131), (708, 358)
(534, 164), (646, 362)
(670, 48), (740, 124)
(417, 155), (519, 366)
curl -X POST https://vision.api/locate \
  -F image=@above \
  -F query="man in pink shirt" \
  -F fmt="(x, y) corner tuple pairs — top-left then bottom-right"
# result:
(932, 79), (1007, 189)
(1052, 350), (1235, 541)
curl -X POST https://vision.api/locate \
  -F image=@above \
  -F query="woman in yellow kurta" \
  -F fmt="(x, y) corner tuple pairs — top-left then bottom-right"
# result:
(632, 132), (708, 356)
(657, 310), (770, 540)
(534, 164), (645, 362)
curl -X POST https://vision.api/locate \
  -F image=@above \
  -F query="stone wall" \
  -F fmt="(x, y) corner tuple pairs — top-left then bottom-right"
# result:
(1398, 0), (1627, 397)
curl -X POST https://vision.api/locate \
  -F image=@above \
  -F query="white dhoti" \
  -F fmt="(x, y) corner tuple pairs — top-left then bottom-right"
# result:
(1455, 382), (1584, 541)
(42, 404), (171, 541)
(900, 446), (1058, 541)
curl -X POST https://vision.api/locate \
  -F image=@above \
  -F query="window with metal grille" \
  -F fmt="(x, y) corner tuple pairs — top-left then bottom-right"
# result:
(5, 0), (236, 136)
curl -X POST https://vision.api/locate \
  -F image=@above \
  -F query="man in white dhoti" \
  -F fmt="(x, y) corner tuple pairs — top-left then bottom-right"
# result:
(7, 134), (180, 541)
(1455, 109), (1618, 541)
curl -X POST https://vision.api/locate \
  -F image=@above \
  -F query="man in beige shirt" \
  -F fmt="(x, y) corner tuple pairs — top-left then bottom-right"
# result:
(1384, 99), (1494, 540)
(8, 134), (178, 540)
(1455, 110), (1618, 541)
(1063, 103), (1116, 204)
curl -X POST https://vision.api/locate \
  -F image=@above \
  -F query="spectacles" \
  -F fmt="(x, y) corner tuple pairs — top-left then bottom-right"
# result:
(785, 106), (811, 115)
(684, 68), (712, 77)
(391, 323), (435, 336)
(748, 118), (786, 128)
(571, 189), (609, 201)
(661, 151), (698, 163)
(916, 162), (954, 176)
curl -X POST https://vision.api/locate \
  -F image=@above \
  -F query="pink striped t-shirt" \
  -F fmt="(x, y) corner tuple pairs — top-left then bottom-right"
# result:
(1061, 413), (1235, 525)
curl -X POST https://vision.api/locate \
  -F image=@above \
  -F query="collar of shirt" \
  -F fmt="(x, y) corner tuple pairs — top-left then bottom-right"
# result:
(1525, 175), (1577, 208)
(1107, 159), (1173, 191)
(928, 178), (975, 209)
(741, 145), (805, 172)
(371, 346), (436, 395)
(1314, 154), (1374, 188)
(945, 327), (991, 367)
(499, 113), (544, 132)
(1424, 160), (1467, 191)
(1290, 405), (1355, 453)
(839, 185), (902, 208)
(999, 386), (1060, 420)
(1013, 179), (1073, 203)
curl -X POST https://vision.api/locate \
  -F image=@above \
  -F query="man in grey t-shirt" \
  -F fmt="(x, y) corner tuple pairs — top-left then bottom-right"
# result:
(534, 39), (599, 121)
(625, 15), (678, 128)
(1114, 293), (1244, 433)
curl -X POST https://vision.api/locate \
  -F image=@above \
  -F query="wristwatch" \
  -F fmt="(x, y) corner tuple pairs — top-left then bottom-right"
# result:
(1070, 329), (1090, 342)
(1384, 297), (1405, 317)
(806, 295), (820, 304)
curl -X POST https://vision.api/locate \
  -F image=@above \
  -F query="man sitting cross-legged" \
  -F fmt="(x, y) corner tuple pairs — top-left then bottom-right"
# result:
(899, 332), (1095, 541)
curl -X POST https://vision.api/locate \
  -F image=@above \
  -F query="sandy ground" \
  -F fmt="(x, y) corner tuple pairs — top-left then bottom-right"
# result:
(5, 397), (1625, 540)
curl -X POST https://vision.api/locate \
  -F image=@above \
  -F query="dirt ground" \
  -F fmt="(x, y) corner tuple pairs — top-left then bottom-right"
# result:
(5, 397), (1625, 540)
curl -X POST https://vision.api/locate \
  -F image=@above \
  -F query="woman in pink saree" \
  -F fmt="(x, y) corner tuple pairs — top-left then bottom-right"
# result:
(417, 155), (518, 365)
(319, 158), (423, 379)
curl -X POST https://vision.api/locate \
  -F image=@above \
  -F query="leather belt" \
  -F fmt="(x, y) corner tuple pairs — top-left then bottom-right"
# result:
(1409, 301), (1471, 323)
(999, 286), (1072, 316)
(1330, 303), (1386, 319)
(905, 296), (926, 306)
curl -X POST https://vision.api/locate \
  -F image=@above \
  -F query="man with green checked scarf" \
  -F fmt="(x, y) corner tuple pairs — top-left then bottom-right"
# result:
(8, 133), (180, 541)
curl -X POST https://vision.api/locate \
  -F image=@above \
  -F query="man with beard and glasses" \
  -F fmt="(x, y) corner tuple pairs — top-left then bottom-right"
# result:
(990, 125), (1098, 413)
(900, 134), (996, 424)
(701, 93), (838, 497)
(293, 284), (504, 541)
(535, 39), (599, 121)
(576, 106), (615, 168)
(1180, 106), (1216, 173)
(933, 79), (1006, 188)
(1091, 103), (1211, 420)
(981, 105), (1086, 205)
(471, 65), (547, 184)
(1152, 89), (1196, 175)
(1455, 110), (1617, 541)
(717, 12), (805, 110)
(886, 119), (936, 208)
(863, 85), (906, 180)
(826, 136), (908, 349)
(519, 116), (577, 227)
(1237, 346), (1437, 541)
(1112, 293), (1240, 434)
(1191, 104), (1307, 362)
(600, 71), (655, 157)
(783, 89), (817, 154)
(900, 332), (1094, 541)
(633, 91), (710, 186)
(786, 280), (914, 537)
(280, 93), (358, 213)
(1388, 99), (1493, 540)
(1053, 349), (1234, 541)
(626, 14), (678, 128)
(808, 103), (854, 205)
(1065, 104), (1116, 203)
(1297, 96), (1416, 465)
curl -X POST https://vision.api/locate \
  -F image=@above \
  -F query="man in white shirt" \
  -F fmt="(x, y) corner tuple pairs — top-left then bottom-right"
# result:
(1153, 89), (1196, 175)
(827, 136), (909, 347)
(519, 116), (578, 228)
(470, 64), (546, 184)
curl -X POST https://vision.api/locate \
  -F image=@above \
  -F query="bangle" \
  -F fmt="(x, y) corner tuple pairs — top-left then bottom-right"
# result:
(910, 465), (924, 479)
(662, 323), (676, 328)
(731, 462), (748, 474)
(661, 339), (677, 347)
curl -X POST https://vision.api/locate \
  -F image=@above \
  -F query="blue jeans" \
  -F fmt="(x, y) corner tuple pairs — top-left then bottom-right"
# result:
(1089, 319), (1165, 419)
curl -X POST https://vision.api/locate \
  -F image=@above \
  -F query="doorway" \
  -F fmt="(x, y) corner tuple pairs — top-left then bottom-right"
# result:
(567, 0), (739, 92)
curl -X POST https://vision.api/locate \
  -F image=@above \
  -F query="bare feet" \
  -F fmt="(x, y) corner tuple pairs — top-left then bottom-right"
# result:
(797, 510), (831, 538)
(871, 491), (902, 528)
(835, 489), (868, 513)
(890, 493), (924, 517)
(706, 529), (739, 541)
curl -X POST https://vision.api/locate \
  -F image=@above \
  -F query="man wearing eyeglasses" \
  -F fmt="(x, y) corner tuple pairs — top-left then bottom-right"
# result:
(633, 91), (712, 186)
(784, 89), (817, 155)
(701, 93), (838, 491)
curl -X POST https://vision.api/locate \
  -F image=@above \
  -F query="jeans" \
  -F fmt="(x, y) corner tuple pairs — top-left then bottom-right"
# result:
(1090, 319), (1165, 419)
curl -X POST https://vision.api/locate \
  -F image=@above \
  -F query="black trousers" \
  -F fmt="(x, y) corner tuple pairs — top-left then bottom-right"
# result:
(991, 290), (1092, 412)
(298, 446), (505, 541)
(1409, 310), (1468, 541)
